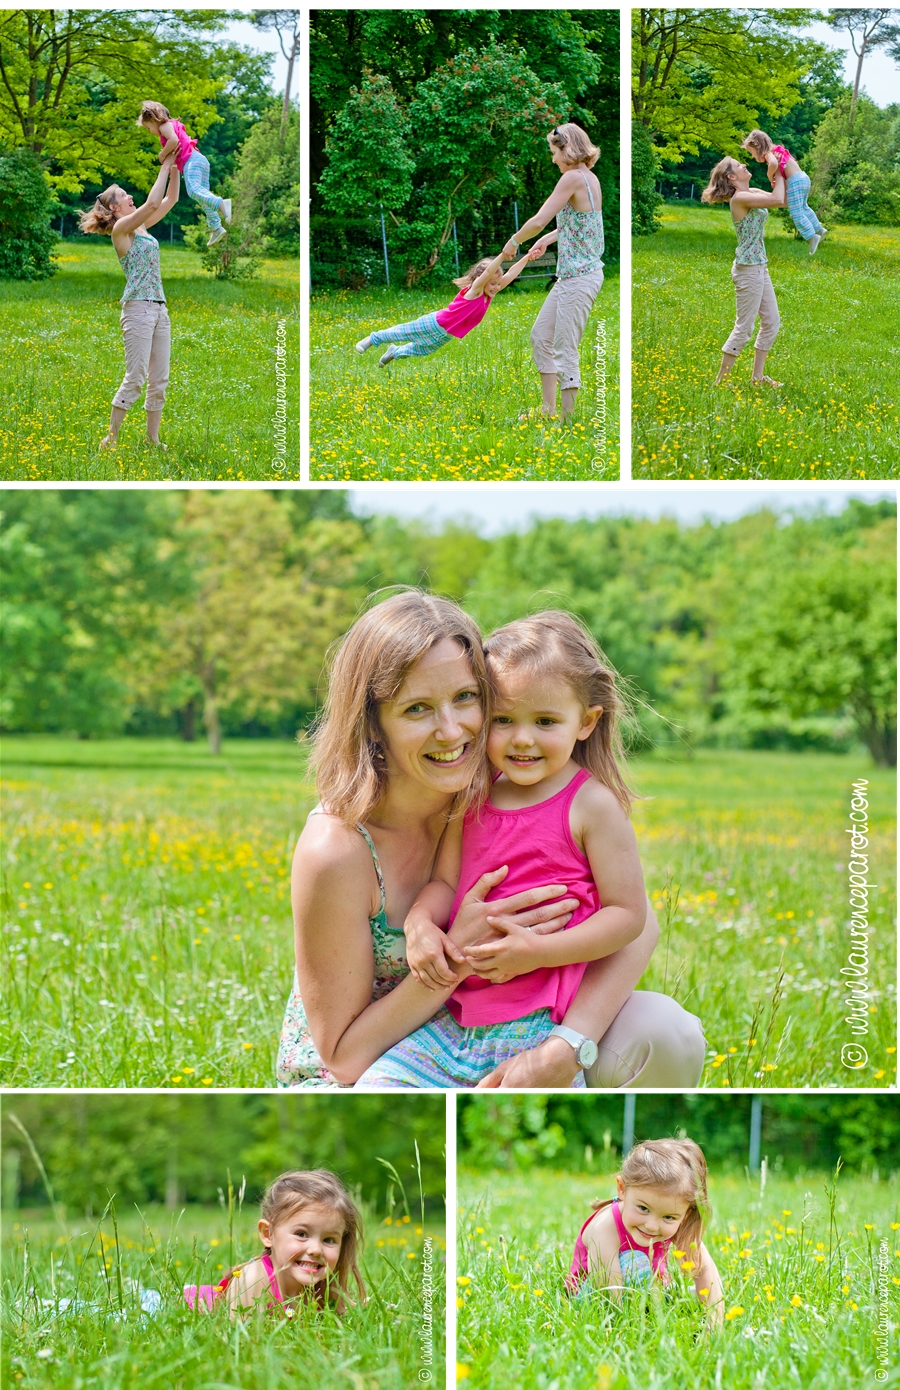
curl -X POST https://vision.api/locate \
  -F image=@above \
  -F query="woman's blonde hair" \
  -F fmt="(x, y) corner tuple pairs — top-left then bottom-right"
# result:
(483, 610), (634, 812)
(452, 259), (493, 290)
(311, 589), (491, 825)
(259, 1169), (366, 1305)
(548, 123), (599, 169)
(701, 157), (742, 204)
(136, 101), (171, 128)
(78, 185), (126, 235)
(592, 1138), (711, 1255)
(741, 129), (772, 159)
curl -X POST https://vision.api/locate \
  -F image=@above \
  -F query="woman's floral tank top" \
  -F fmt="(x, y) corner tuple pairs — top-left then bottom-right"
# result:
(731, 206), (768, 266)
(556, 172), (605, 279)
(118, 232), (166, 303)
(276, 815), (409, 1088)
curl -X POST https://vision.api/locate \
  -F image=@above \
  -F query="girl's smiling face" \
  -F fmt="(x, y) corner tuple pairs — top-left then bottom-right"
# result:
(616, 1179), (689, 1246)
(260, 1202), (344, 1298)
(377, 638), (484, 796)
(487, 668), (601, 787)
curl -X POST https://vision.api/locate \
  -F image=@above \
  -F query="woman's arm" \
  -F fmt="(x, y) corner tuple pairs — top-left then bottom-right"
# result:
(143, 163), (180, 229)
(494, 245), (546, 291)
(501, 171), (583, 255)
(111, 157), (177, 239)
(732, 174), (784, 210)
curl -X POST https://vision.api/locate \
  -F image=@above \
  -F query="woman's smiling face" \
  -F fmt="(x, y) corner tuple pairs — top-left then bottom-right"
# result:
(377, 638), (484, 796)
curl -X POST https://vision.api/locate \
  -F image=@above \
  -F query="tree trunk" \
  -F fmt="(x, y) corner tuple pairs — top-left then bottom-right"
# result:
(850, 37), (867, 125)
(200, 665), (222, 754)
(281, 33), (298, 142)
(178, 698), (197, 742)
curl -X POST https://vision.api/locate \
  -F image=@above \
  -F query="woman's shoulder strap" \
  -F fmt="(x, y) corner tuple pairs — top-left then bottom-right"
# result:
(580, 171), (596, 210)
(354, 823), (387, 914)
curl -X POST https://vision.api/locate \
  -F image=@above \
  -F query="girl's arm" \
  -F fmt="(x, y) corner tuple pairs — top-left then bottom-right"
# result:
(495, 244), (546, 291)
(464, 781), (646, 981)
(693, 1243), (725, 1325)
(582, 1210), (626, 1301)
(464, 247), (509, 300)
(157, 119), (180, 164)
(403, 819), (468, 989)
(143, 163), (180, 229)
(501, 171), (587, 255)
(111, 156), (177, 238)
(732, 173), (784, 210)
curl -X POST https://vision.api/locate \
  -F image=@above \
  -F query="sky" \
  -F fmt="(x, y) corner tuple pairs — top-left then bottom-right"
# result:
(803, 18), (899, 107)
(347, 485), (895, 535)
(221, 14), (298, 99)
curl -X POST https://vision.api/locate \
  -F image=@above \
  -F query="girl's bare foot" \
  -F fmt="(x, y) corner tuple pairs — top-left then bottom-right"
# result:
(751, 375), (782, 388)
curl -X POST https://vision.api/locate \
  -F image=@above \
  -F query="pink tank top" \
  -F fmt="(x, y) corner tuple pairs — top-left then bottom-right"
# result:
(771, 145), (792, 177)
(446, 767), (597, 1027)
(567, 1200), (673, 1292)
(434, 290), (491, 339)
(183, 1251), (284, 1310)
(161, 119), (198, 173)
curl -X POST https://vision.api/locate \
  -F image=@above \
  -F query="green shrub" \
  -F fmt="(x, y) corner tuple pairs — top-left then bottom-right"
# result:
(632, 121), (662, 235)
(0, 148), (58, 280)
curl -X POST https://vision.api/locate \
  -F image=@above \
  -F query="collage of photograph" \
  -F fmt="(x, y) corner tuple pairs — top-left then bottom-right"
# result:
(0, 5), (898, 1390)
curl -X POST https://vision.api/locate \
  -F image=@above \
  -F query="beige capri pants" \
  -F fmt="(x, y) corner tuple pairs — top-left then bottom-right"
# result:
(112, 299), (171, 413)
(531, 269), (604, 391)
(721, 261), (780, 357)
(583, 990), (706, 1088)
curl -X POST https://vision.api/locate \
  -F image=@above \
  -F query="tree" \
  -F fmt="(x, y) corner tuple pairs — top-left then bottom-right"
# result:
(632, 118), (662, 235)
(808, 92), (900, 224)
(0, 147), (58, 279)
(249, 10), (300, 141)
(0, 9), (230, 193)
(827, 8), (900, 123)
(320, 43), (568, 284)
(231, 102), (299, 254)
(632, 9), (830, 162)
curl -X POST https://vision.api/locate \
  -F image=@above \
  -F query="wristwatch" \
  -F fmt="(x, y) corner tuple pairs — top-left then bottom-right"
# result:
(549, 1024), (599, 1070)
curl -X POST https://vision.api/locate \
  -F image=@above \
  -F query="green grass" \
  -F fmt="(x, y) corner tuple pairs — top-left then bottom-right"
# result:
(457, 1166), (899, 1389)
(0, 242), (299, 480)
(0, 739), (894, 1088)
(632, 206), (900, 479)
(2, 1201), (443, 1389)
(310, 279), (619, 480)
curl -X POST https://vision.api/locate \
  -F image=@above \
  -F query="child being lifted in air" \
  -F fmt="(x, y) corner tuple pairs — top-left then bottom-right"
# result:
(136, 102), (231, 247)
(741, 129), (827, 255)
(355, 244), (545, 366)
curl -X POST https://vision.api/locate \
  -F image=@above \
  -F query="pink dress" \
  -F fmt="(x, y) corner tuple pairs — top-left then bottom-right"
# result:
(435, 291), (491, 339)
(771, 145), (792, 177)
(184, 1251), (284, 1310)
(567, 1199), (673, 1292)
(160, 119), (198, 173)
(446, 767), (597, 1027)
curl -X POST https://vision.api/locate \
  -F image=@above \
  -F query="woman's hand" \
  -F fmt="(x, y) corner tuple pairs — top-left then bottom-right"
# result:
(502, 236), (520, 258)
(475, 1034), (581, 1088)
(446, 867), (578, 952)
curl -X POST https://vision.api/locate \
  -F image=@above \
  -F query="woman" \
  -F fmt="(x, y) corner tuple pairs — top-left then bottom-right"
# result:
(79, 155), (180, 450)
(276, 591), (706, 1090)
(500, 124), (605, 422)
(700, 157), (786, 388)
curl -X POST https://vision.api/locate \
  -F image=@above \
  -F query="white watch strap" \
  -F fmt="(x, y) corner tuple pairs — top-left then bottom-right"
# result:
(550, 1024), (588, 1051)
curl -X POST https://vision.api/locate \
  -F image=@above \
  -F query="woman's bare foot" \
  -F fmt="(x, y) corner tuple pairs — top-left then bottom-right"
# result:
(751, 375), (782, 388)
(99, 434), (117, 450)
(144, 438), (168, 449)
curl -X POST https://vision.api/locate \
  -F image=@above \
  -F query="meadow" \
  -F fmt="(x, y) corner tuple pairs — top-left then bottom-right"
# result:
(2, 1197), (443, 1389)
(632, 206), (900, 479)
(0, 243), (299, 481)
(310, 278), (619, 481)
(0, 738), (894, 1088)
(457, 1166), (899, 1388)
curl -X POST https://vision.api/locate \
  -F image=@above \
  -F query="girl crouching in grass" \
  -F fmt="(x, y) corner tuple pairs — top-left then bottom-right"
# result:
(355, 245), (543, 366)
(184, 1170), (365, 1316)
(567, 1139), (724, 1325)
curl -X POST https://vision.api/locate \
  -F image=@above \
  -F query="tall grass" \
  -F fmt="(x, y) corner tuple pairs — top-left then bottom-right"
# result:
(310, 280), (619, 481)
(457, 1166), (898, 1388)
(0, 244), (299, 480)
(632, 206), (900, 478)
(1, 739), (894, 1088)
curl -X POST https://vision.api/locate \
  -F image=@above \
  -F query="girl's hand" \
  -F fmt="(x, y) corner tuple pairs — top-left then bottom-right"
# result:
(405, 916), (466, 991)
(530, 235), (550, 256)
(446, 867), (577, 952)
(463, 917), (541, 982)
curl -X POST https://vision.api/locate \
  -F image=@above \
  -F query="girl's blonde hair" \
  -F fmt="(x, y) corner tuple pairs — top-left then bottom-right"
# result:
(259, 1169), (366, 1305)
(452, 259), (493, 290)
(592, 1139), (711, 1254)
(78, 185), (126, 235)
(701, 157), (742, 204)
(136, 101), (171, 128)
(548, 123), (600, 169)
(483, 610), (634, 812)
(741, 129), (773, 159)
(311, 589), (491, 825)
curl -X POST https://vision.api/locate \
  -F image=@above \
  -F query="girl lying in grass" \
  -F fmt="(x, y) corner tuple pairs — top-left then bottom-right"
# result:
(355, 246), (544, 366)
(184, 1170), (365, 1315)
(567, 1139), (724, 1325)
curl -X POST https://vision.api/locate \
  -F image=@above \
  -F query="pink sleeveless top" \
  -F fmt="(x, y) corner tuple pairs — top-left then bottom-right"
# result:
(567, 1200), (673, 1292)
(184, 1251), (284, 1310)
(771, 145), (792, 177)
(435, 290), (491, 339)
(446, 767), (597, 1027)
(161, 119), (198, 173)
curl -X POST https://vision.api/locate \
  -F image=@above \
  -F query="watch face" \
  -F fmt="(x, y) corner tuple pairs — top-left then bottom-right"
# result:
(576, 1039), (599, 1068)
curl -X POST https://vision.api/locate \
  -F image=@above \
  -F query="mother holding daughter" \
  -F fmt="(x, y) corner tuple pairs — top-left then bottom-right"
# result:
(277, 591), (705, 1090)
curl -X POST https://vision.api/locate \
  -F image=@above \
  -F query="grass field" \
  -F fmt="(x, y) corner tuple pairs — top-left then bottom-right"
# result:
(0, 243), (299, 481)
(310, 278), (620, 481)
(0, 739), (894, 1088)
(457, 1167), (899, 1389)
(632, 206), (900, 479)
(2, 1200), (443, 1389)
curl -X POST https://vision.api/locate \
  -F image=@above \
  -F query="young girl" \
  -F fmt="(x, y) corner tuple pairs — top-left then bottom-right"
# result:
(567, 1139), (724, 1325)
(183, 1170), (365, 1316)
(355, 245), (544, 366)
(353, 611), (649, 1089)
(741, 129), (827, 255)
(136, 101), (231, 247)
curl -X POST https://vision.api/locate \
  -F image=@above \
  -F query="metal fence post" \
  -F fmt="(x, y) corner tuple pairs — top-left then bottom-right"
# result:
(513, 200), (519, 232)
(452, 220), (460, 274)
(749, 1096), (762, 1173)
(380, 206), (390, 287)
(622, 1094), (636, 1156)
